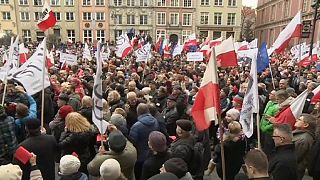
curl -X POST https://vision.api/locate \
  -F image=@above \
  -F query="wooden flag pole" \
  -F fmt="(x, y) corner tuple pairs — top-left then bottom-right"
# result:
(268, 63), (276, 89)
(256, 113), (261, 149)
(40, 37), (47, 129)
(218, 114), (226, 180)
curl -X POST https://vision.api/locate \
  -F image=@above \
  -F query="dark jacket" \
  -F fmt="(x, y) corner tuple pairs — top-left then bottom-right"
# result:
(307, 139), (320, 178)
(126, 103), (138, 130)
(235, 173), (272, 180)
(0, 113), (17, 165)
(59, 172), (88, 180)
(33, 88), (55, 125)
(68, 93), (81, 112)
(141, 151), (171, 180)
(109, 99), (124, 113)
(59, 130), (95, 174)
(162, 107), (179, 136)
(79, 107), (93, 124)
(153, 111), (171, 145)
(170, 135), (195, 170)
(268, 144), (297, 180)
(129, 113), (159, 162)
(13, 133), (58, 180)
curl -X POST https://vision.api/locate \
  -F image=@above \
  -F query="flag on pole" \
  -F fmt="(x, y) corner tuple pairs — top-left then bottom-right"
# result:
(115, 34), (133, 58)
(0, 36), (19, 80)
(270, 11), (302, 54)
(191, 48), (221, 131)
(172, 40), (183, 57)
(257, 42), (270, 73)
(239, 48), (259, 137)
(209, 37), (222, 48)
(215, 37), (238, 67)
(19, 43), (28, 64)
(248, 39), (258, 49)
(135, 43), (151, 62)
(83, 43), (92, 61)
(92, 42), (109, 134)
(37, 1), (57, 31)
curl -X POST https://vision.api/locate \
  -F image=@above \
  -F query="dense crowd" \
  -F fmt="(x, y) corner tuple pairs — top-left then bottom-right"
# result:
(0, 40), (320, 180)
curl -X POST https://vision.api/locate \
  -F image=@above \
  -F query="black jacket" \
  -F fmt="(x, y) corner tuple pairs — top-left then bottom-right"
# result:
(268, 144), (297, 180)
(141, 151), (171, 180)
(79, 107), (93, 124)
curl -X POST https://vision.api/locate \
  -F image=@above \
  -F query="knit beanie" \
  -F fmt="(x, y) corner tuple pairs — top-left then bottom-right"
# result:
(0, 163), (23, 180)
(148, 131), (167, 152)
(176, 119), (192, 131)
(59, 105), (74, 119)
(108, 130), (127, 153)
(164, 158), (188, 178)
(233, 95), (243, 105)
(59, 155), (81, 175)
(100, 159), (121, 180)
(226, 108), (240, 121)
(110, 114), (127, 128)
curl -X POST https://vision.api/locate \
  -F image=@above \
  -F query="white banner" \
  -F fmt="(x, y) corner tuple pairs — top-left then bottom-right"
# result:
(60, 53), (77, 66)
(135, 43), (151, 62)
(172, 44), (183, 57)
(0, 36), (19, 81)
(187, 52), (204, 61)
(83, 43), (92, 61)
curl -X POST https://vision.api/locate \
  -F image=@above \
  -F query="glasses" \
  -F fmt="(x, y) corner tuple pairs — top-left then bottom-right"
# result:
(272, 135), (285, 139)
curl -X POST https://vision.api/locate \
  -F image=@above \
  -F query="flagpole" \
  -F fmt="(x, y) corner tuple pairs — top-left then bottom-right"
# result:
(268, 63), (276, 89)
(1, 37), (14, 106)
(41, 37), (47, 129)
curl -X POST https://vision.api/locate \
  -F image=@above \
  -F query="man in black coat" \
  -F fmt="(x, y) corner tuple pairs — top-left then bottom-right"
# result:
(161, 95), (180, 136)
(13, 119), (58, 180)
(269, 124), (297, 180)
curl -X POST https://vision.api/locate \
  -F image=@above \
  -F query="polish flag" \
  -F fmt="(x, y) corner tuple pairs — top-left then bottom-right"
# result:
(192, 48), (221, 131)
(163, 40), (171, 59)
(155, 36), (163, 53)
(215, 37), (238, 67)
(19, 43), (28, 64)
(200, 44), (211, 59)
(46, 49), (54, 69)
(200, 37), (210, 48)
(270, 11), (302, 54)
(183, 33), (197, 51)
(37, 1), (57, 31)
(275, 85), (320, 129)
(115, 34), (133, 59)
(209, 37), (222, 48)
(235, 41), (249, 51)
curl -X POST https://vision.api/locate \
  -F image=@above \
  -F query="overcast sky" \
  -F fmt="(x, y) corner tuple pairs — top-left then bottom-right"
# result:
(242, 0), (258, 8)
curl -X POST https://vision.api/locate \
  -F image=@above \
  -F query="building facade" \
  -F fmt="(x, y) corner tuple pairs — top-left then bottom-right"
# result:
(256, 0), (320, 47)
(196, 0), (242, 41)
(0, 0), (18, 36)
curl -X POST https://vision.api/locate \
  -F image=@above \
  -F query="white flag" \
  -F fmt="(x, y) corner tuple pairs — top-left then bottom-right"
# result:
(239, 48), (259, 138)
(116, 34), (133, 58)
(135, 43), (151, 62)
(0, 36), (19, 80)
(248, 39), (258, 49)
(92, 42), (109, 134)
(172, 43), (183, 57)
(12, 39), (50, 95)
(83, 43), (92, 61)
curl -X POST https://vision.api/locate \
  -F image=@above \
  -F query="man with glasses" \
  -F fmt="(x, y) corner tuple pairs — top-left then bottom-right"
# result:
(269, 124), (297, 180)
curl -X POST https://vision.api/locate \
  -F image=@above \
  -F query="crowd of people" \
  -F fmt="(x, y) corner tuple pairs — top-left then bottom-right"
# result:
(0, 40), (320, 180)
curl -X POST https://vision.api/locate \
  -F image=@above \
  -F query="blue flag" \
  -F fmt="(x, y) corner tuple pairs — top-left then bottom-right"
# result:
(257, 42), (270, 73)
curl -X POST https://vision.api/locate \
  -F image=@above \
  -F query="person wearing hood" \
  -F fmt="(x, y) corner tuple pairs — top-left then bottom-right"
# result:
(129, 103), (159, 180)
(293, 114), (316, 180)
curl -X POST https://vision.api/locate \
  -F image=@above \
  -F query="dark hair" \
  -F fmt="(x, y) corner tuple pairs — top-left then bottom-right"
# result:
(276, 89), (289, 99)
(244, 149), (268, 174)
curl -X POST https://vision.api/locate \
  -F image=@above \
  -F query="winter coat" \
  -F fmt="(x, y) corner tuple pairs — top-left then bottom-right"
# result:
(126, 103), (138, 130)
(0, 113), (17, 165)
(308, 139), (320, 179)
(109, 99), (124, 113)
(87, 140), (137, 180)
(141, 151), (171, 180)
(293, 129), (315, 180)
(129, 113), (159, 162)
(180, 172), (193, 180)
(153, 111), (171, 144)
(68, 93), (81, 112)
(162, 107), (180, 136)
(13, 133), (58, 180)
(268, 144), (297, 180)
(33, 88), (55, 125)
(260, 101), (279, 135)
(170, 135), (196, 171)
(79, 107), (93, 124)
(58, 172), (88, 180)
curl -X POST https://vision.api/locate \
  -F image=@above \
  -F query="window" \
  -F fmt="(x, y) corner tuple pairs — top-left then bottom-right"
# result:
(53, 29), (60, 36)
(228, 0), (236, 6)
(213, 31), (221, 39)
(67, 29), (75, 42)
(157, 0), (165, 6)
(51, 0), (60, 5)
(156, 29), (166, 39)
(36, 31), (44, 42)
(182, 30), (191, 42)
(302, 0), (309, 12)
(115, 30), (122, 39)
(22, 30), (32, 42)
(227, 13), (235, 25)
(96, 0), (104, 5)
(83, 30), (92, 42)
(83, 12), (92, 20)
(20, 12), (30, 21)
(226, 31), (234, 38)
(34, 12), (41, 20)
(214, 12), (222, 25)
(271, 5), (275, 21)
(157, 12), (166, 25)
(183, 0), (191, 7)
(96, 12), (105, 20)
(127, 0), (134, 6)
(284, 0), (290, 17)
(201, 0), (209, 6)
(140, 15), (148, 25)
(127, 15), (135, 25)
(200, 12), (209, 25)
(97, 30), (105, 42)
(2, 12), (11, 20)
(34, 0), (42, 5)
(140, 0), (147, 6)
(170, 13), (179, 25)
(54, 12), (61, 21)
(83, 0), (90, 5)
(65, 0), (74, 5)
(19, 0), (28, 5)
(170, 0), (178, 6)
(113, 15), (122, 24)
(214, 0), (222, 6)
(0, 0), (9, 4)
(66, 12), (74, 20)
(182, 13), (191, 26)
(114, 0), (122, 6)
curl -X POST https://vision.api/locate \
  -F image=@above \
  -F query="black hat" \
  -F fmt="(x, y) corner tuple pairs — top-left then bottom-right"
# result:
(108, 130), (127, 153)
(164, 158), (188, 178)
(58, 94), (69, 102)
(176, 119), (192, 131)
(148, 172), (178, 180)
(167, 95), (177, 102)
(25, 119), (41, 130)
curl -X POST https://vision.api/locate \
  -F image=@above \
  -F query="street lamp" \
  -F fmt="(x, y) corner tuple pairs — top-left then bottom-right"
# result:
(309, 0), (320, 56)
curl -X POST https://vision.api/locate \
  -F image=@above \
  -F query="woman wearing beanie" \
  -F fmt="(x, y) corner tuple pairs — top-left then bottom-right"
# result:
(50, 105), (74, 142)
(58, 155), (88, 180)
(59, 112), (95, 175)
(141, 131), (171, 180)
(99, 159), (126, 180)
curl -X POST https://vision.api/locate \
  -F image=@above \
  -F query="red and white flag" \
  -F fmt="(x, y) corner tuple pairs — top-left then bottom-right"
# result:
(215, 37), (238, 67)
(192, 48), (220, 131)
(46, 49), (54, 68)
(115, 34), (133, 59)
(275, 85), (320, 129)
(200, 44), (211, 59)
(270, 11), (302, 54)
(37, 1), (57, 31)
(209, 37), (222, 48)
(19, 43), (28, 64)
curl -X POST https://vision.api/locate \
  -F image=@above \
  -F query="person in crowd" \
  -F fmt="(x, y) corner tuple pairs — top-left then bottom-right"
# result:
(1, 80), (28, 106)
(269, 124), (297, 180)
(232, 95), (243, 111)
(220, 87), (232, 117)
(102, 99), (111, 122)
(141, 131), (171, 179)
(79, 96), (93, 124)
(99, 158), (126, 180)
(107, 90), (124, 113)
(148, 103), (171, 144)
(66, 84), (81, 112)
(129, 103), (159, 180)
(69, 78), (85, 100)
(88, 129), (137, 179)
(125, 92), (139, 130)
(58, 155), (88, 180)
(171, 85), (188, 118)
(109, 113), (128, 137)
(278, 79), (289, 90)
(154, 86), (168, 112)
(149, 172), (179, 180)
(13, 119), (57, 180)
(293, 114), (316, 180)
(160, 158), (193, 180)
(303, 82), (317, 113)
(162, 95), (180, 136)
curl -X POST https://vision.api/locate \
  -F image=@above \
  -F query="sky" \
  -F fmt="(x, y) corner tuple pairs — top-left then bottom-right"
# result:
(242, 0), (258, 8)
